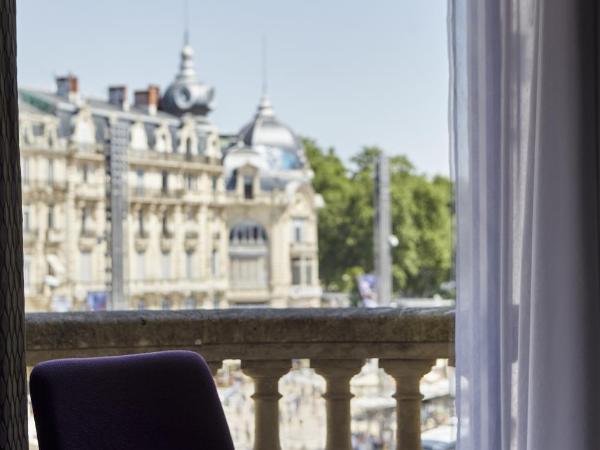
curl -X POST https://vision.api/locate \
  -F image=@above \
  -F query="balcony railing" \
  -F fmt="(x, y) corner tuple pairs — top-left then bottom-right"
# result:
(128, 149), (222, 167)
(22, 179), (68, 191)
(26, 307), (454, 450)
(129, 187), (185, 201)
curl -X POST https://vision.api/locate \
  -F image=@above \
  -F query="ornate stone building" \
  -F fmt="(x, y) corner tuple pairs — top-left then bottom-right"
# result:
(19, 40), (321, 312)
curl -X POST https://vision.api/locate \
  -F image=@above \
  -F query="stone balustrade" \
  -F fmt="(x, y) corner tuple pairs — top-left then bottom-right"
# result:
(26, 307), (454, 450)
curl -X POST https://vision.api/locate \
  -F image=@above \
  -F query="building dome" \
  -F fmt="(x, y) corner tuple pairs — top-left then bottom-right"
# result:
(160, 42), (215, 117)
(236, 95), (306, 171)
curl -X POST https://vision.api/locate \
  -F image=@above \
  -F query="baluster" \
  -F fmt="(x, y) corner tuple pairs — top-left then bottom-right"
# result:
(380, 359), (434, 450)
(312, 359), (364, 450)
(242, 359), (290, 450)
(207, 360), (222, 377)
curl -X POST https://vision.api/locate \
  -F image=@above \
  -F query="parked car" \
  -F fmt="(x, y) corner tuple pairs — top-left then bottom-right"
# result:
(422, 440), (455, 450)
(422, 424), (456, 450)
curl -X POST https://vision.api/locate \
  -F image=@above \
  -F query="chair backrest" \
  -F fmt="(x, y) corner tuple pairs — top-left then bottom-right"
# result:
(30, 351), (234, 450)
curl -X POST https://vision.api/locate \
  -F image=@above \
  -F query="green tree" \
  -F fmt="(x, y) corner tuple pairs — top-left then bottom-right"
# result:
(305, 140), (454, 298)
(304, 139), (355, 290)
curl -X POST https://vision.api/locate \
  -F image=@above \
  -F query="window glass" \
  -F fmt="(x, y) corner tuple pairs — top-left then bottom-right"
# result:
(23, 256), (32, 288)
(243, 175), (253, 199)
(186, 208), (196, 221)
(161, 171), (168, 193)
(197, 136), (206, 154)
(161, 252), (171, 280)
(23, 207), (31, 232)
(292, 218), (306, 243)
(185, 174), (197, 191)
(136, 169), (144, 195)
(32, 123), (45, 137)
(211, 249), (219, 277)
(138, 210), (144, 235)
(81, 207), (88, 233)
(21, 158), (29, 184)
(47, 159), (54, 184)
(136, 252), (145, 281)
(47, 205), (54, 229)
(305, 259), (313, 285)
(186, 250), (195, 279)
(162, 213), (169, 236)
(186, 137), (192, 155)
(291, 257), (302, 286)
(80, 251), (92, 283)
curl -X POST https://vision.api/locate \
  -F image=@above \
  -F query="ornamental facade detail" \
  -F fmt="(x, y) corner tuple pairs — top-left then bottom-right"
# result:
(19, 41), (321, 312)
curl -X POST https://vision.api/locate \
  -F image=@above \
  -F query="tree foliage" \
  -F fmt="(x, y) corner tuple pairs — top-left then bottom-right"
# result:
(305, 139), (454, 298)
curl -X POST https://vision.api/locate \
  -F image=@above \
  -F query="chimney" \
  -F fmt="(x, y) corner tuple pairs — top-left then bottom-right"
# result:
(56, 75), (79, 103)
(134, 85), (160, 115)
(108, 85), (129, 111)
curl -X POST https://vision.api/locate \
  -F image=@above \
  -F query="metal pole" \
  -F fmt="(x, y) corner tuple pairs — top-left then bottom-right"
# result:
(374, 153), (392, 306)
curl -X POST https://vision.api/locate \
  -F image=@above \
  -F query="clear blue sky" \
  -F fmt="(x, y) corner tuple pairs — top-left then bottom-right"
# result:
(16, 0), (450, 177)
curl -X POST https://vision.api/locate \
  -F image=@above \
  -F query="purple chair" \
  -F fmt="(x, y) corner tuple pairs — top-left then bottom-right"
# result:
(30, 351), (234, 450)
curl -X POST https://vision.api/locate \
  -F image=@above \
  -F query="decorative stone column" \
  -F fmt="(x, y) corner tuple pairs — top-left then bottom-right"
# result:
(242, 360), (290, 450)
(0, 0), (28, 447)
(380, 359), (434, 450)
(312, 359), (364, 450)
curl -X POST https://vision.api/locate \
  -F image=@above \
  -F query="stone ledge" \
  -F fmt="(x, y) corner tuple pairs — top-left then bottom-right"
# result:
(26, 307), (455, 365)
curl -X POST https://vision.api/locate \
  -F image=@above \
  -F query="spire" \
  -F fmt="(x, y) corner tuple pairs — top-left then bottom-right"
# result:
(261, 35), (268, 96)
(177, 0), (197, 82)
(177, 0), (195, 80)
(183, 0), (190, 46)
(257, 35), (274, 118)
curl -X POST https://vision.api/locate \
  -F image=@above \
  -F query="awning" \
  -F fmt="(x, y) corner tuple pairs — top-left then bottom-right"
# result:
(46, 254), (65, 275)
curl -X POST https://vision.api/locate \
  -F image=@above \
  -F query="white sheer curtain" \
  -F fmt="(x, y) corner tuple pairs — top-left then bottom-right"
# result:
(450, 0), (600, 449)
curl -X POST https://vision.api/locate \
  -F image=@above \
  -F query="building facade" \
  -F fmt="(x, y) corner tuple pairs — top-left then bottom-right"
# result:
(19, 40), (322, 312)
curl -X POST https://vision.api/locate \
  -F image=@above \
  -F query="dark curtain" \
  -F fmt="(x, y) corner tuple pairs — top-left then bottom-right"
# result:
(0, 0), (28, 447)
